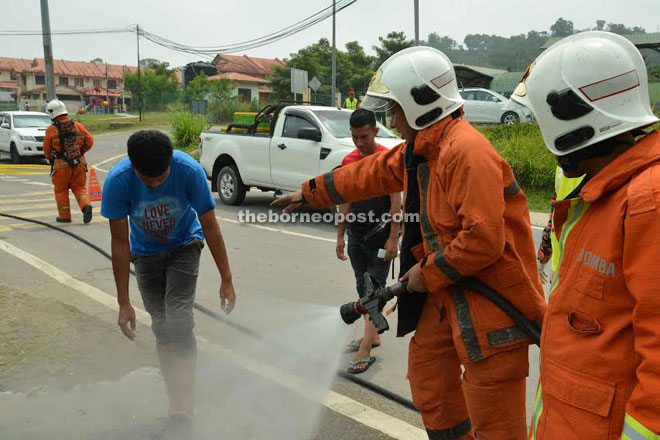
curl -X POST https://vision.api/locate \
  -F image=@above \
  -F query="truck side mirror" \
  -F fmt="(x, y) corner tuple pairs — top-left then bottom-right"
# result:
(0, 123), (9, 129)
(297, 127), (322, 142)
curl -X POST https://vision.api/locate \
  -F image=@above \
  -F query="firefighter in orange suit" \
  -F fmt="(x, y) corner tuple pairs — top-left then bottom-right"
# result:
(43, 99), (94, 224)
(508, 32), (660, 440)
(273, 47), (546, 440)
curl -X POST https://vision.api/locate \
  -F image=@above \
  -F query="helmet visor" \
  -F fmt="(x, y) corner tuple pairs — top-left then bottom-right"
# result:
(360, 95), (397, 112)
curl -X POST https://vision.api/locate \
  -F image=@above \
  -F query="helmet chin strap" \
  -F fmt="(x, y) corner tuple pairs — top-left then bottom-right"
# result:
(556, 132), (638, 174)
(556, 154), (581, 174)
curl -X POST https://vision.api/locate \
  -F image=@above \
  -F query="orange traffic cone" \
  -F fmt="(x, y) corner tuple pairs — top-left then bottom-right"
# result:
(88, 168), (102, 202)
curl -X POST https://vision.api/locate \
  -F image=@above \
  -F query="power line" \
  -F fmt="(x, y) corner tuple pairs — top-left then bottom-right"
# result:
(138, 0), (357, 55)
(2, 0), (358, 57)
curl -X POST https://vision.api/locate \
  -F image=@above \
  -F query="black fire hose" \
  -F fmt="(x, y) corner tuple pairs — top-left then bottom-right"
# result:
(0, 212), (418, 412)
(458, 278), (541, 346)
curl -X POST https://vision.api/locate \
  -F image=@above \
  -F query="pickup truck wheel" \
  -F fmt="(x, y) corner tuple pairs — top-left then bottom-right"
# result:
(10, 143), (23, 164)
(217, 165), (247, 205)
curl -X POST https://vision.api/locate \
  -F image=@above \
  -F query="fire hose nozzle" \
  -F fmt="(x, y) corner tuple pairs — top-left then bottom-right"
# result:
(339, 273), (408, 334)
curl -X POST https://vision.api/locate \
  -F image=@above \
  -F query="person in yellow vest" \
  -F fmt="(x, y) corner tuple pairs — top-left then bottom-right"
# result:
(536, 166), (585, 283)
(344, 90), (358, 110)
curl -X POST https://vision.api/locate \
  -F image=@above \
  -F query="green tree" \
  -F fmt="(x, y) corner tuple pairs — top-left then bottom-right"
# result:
(139, 58), (162, 67)
(595, 20), (606, 31)
(89, 57), (103, 63)
(123, 61), (179, 111)
(373, 31), (414, 66)
(649, 66), (660, 82)
(341, 41), (377, 94)
(269, 38), (377, 103)
(606, 23), (645, 35)
(425, 33), (458, 53)
(184, 72), (210, 102)
(208, 77), (234, 102)
(206, 76), (238, 123)
(550, 18), (574, 37)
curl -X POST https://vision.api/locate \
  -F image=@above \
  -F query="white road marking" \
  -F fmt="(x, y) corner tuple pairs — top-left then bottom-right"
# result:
(0, 239), (150, 322)
(25, 181), (51, 186)
(0, 239), (426, 440)
(91, 153), (126, 172)
(0, 203), (54, 213)
(0, 198), (53, 205)
(0, 191), (51, 198)
(218, 216), (336, 243)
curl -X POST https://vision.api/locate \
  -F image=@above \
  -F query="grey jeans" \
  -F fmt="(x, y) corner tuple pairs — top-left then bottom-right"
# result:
(131, 239), (203, 356)
(347, 231), (390, 298)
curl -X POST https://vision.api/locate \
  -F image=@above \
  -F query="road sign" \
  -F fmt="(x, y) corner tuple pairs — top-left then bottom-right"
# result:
(309, 76), (322, 92)
(291, 68), (309, 94)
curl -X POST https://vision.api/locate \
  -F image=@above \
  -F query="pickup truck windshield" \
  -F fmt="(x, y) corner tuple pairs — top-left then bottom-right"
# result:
(13, 115), (52, 128)
(314, 111), (396, 139)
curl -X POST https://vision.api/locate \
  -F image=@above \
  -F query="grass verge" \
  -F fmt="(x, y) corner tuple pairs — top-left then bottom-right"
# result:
(73, 113), (170, 135)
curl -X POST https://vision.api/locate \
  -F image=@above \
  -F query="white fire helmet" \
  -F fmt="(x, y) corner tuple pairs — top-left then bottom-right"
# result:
(361, 46), (464, 130)
(508, 31), (658, 156)
(46, 99), (68, 120)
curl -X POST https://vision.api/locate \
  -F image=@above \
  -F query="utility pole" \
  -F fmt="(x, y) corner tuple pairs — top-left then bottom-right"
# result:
(414, 0), (420, 46)
(136, 25), (142, 122)
(105, 62), (109, 114)
(331, 0), (337, 107)
(40, 0), (56, 102)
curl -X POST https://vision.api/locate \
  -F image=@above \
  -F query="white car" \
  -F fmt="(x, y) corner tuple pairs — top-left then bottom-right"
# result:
(0, 111), (51, 163)
(200, 103), (401, 205)
(459, 88), (533, 125)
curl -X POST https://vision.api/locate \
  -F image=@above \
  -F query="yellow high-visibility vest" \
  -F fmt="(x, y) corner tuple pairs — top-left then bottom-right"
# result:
(345, 97), (357, 110)
(550, 166), (585, 272)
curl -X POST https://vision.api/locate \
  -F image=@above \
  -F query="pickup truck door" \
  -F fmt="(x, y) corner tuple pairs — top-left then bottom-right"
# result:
(0, 114), (10, 153)
(270, 112), (322, 190)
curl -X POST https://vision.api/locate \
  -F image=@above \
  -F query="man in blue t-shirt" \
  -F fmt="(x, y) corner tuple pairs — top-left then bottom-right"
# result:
(101, 130), (236, 424)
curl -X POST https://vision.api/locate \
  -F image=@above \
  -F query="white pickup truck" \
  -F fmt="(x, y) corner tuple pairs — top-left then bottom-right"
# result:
(199, 103), (401, 205)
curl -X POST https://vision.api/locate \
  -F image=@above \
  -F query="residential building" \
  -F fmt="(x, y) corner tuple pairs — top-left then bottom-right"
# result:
(0, 56), (137, 112)
(210, 54), (285, 103)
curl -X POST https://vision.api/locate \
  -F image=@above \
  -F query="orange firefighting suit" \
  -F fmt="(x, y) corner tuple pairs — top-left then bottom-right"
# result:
(43, 117), (93, 220)
(530, 131), (660, 440)
(302, 115), (546, 439)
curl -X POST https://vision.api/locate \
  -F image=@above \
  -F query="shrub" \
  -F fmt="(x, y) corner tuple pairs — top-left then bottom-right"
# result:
(476, 123), (556, 191)
(169, 112), (208, 148)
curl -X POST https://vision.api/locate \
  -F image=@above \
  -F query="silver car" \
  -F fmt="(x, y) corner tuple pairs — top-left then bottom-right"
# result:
(459, 88), (533, 125)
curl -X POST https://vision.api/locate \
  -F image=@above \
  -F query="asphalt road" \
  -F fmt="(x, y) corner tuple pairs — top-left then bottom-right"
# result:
(0, 130), (545, 439)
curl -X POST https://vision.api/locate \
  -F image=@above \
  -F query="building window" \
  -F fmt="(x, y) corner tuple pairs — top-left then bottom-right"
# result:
(74, 78), (84, 88)
(58, 94), (80, 101)
(32, 94), (40, 100)
(35, 75), (45, 85)
(237, 88), (252, 103)
(93, 79), (102, 87)
(58, 76), (69, 86)
(107, 79), (117, 89)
